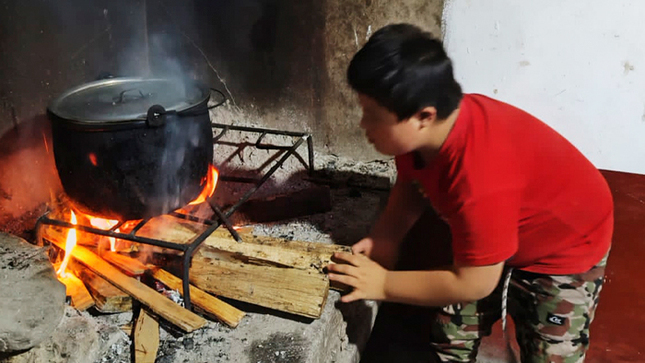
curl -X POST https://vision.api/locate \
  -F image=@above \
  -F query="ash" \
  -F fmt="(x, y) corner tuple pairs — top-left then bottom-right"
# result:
(84, 150), (392, 363)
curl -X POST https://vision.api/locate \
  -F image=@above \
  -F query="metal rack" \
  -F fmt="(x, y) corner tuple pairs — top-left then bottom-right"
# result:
(37, 122), (314, 310)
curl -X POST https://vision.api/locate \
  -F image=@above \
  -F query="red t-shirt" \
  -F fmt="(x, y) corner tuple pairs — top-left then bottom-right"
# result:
(396, 94), (613, 274)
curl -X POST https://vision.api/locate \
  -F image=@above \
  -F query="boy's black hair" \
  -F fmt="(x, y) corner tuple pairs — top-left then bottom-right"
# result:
(347, 23), (463, 120)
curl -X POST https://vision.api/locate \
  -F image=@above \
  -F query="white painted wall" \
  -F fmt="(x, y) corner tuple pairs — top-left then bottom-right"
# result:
(442, 0), (645, 174)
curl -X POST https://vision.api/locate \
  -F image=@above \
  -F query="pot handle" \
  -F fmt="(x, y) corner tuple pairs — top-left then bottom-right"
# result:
(146, 105), (167, 127)
(175, 88), (226, 117)
(208, 88), (226, 110)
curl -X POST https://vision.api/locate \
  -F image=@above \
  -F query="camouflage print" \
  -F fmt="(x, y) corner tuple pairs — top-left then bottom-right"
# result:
(510, 252), (608, 363)
(429, 252), (609, 363)
(430, 290), (503, 362)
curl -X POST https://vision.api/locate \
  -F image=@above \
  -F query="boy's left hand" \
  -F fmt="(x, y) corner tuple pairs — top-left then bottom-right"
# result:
(327, 252), (388, 303)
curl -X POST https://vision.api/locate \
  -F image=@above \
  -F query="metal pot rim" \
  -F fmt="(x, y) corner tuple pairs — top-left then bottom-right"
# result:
(48, 77), (210, 126)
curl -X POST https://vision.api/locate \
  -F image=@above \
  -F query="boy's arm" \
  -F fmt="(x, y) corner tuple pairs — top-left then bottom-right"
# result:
(357, 178), (428, 268)
(383, 263), (504, 306)
(328, 252), (504, 306)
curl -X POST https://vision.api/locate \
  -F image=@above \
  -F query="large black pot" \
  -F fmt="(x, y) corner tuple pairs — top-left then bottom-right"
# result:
(47, 77), (221, 220)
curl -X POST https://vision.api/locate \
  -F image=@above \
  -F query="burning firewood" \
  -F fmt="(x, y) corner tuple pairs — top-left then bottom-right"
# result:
(137, 215), (351, 272)
(133, 215), (352, 318)
(69, 260), (132, 313)
(148, 267), (245, 328)
(40, 222), (245, 328)
(102, 251), (148, 276)
(87, 250), (246, 328)
(57, 272), (94, 311)
(44, 234), (206, 333)
(40, 197), (352, 322)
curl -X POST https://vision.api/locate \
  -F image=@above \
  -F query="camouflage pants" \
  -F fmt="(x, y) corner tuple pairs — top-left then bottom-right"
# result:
(431, 252), (609, 363)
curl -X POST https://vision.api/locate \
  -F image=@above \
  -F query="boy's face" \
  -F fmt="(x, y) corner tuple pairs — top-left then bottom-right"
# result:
(358, 94), (420, 156)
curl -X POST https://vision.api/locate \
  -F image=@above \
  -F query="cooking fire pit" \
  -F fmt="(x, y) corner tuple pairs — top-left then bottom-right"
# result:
(37, 121), (321, 311)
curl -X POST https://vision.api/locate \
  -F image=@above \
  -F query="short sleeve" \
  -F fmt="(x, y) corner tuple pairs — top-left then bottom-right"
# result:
(395, 153), (413, 183)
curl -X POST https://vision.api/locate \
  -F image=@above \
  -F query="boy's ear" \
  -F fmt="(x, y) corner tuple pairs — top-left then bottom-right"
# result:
(415, 106), (438, 128)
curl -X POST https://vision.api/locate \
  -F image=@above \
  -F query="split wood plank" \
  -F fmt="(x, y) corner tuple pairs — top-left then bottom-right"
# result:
(102, 251), (148, 276)
(204, 235), (328, 270)
(102, 229), (331, 319)
(206, 230), (352, 292)
(58, 272), (95, 311)
(134, 308), (159, 363)
(91, 250), (245, 328)
(69, 260), (132, 313)
(137, 215), (351, 272)
(215, 230), (353, 271)
(148, 267), (245, 328)
(190, 249), (329, 319)
(44, 232), (206, 333)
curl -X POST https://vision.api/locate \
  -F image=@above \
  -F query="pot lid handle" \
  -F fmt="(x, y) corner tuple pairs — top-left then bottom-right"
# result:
(146, 104), (167, 127)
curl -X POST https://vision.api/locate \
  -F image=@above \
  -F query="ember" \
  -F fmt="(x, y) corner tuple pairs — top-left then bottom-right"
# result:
(88, 153), (97, 166)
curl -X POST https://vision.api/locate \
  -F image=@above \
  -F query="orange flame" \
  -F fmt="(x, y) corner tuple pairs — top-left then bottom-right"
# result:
(120, 220), (143, 234)
(56, 211), (77, 277)
(88, 216), (119, 251)
(188, 164), (219, 205)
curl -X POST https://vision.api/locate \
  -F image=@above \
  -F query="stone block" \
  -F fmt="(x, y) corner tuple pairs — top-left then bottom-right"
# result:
(0, 232), (66, 353)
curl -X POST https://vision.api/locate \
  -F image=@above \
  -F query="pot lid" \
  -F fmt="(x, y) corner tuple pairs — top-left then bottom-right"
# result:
(48, 77), (209, 124)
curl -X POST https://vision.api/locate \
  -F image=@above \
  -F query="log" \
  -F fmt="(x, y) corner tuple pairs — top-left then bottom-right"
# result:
(206, 231), (351, 292)
(148, 267), (245, 328)
(230, 185), (332, 224)
(190, 249), (329, 319)
(69, 260), (132, 313)
(135, 215), (350, 316)
(137, 214), (351, 272)
(42, 211), (349, 318)
(43, 232), (206, 333)
(215, 230), (353, 270)
(203, 235), (330, 270)
(89, 250), (245, 328)
(102, 251), (148, 276)
(134, 308), (159, 363)
(58, 272), (95, 311)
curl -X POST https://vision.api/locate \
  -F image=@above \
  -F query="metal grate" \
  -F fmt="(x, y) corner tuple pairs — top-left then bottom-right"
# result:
(37, 122), (314, 310)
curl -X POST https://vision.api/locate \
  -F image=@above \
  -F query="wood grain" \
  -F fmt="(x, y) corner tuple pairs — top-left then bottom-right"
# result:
(45, 233), (206, 333)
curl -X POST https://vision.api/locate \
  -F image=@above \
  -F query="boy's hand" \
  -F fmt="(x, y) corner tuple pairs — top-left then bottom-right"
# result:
(352, 237), (398, 269)
(352, 237), (375, 255)
(327, 252), (388, 303)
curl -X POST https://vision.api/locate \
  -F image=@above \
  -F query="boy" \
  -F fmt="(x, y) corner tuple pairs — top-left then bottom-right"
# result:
(326, 23), (613, 362)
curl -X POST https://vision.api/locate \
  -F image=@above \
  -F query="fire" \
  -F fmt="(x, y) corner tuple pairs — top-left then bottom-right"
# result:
(88, 216), (119, 251)
(56, 211), (77, 277)
(188, 164), (219, 205)
(52, 164), (218, 276)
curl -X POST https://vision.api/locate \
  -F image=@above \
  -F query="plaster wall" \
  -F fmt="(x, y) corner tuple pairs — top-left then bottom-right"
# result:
(443, 0), (645, 174)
